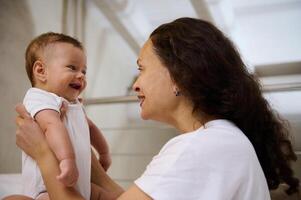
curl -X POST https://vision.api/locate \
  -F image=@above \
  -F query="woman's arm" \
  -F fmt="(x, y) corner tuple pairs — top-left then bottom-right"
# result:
(37, 145), (83, 200)
(91, 151), (152, 200)
(91, 151), (124, 199)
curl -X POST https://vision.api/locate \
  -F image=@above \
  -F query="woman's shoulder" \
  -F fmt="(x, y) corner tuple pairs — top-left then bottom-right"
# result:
(158, 119), (258, 166)
(183, 120), (257, 161)
(195, 119), (251, 145)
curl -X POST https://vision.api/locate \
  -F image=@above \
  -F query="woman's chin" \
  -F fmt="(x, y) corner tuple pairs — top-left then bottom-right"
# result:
(140, 114), (148, 120)
(140, 111), (150, 120)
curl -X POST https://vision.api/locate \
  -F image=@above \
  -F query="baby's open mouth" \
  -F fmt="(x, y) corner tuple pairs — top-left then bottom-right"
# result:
(69, 83), (81, 90)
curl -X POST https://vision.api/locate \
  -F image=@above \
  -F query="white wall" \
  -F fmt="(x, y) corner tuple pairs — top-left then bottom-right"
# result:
(0, 0), (63, 173)
(231, 0), (301, 66)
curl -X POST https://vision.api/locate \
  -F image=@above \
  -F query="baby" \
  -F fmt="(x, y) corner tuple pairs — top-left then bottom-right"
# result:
(19, 32), (110, 199)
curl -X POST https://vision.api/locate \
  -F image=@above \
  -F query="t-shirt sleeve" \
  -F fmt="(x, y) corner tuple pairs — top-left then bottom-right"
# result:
(134, 136), (199, 199)
(23, 88), (63, 118)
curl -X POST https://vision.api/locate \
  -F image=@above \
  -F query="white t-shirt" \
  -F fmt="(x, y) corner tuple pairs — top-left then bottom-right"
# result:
(135, 119), (270, 200)
(22, 88), (91, 199)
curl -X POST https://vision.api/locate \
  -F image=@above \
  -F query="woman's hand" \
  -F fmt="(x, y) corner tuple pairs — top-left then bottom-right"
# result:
(15, 104), (49, 160)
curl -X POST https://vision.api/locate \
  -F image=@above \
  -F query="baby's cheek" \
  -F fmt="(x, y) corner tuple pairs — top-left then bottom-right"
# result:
(82, 81), (87, 91)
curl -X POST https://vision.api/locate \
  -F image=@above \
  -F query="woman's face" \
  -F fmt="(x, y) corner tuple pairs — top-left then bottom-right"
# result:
(133, 39), (180, 122)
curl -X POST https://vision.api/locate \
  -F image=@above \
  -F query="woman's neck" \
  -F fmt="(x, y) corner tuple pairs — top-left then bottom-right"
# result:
(167, 101), (203, 133)
(175, 115), (203, 133)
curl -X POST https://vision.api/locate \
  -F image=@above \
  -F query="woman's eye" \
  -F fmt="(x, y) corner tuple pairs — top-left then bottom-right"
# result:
(137, 68), (142, 75)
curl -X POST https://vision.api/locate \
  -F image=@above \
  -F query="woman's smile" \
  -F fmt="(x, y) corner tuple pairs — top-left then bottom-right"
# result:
(137, 95), (145, 107)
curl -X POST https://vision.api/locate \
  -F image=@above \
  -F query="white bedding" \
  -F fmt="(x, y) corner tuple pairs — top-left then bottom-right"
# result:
(0, 173), (22, 199)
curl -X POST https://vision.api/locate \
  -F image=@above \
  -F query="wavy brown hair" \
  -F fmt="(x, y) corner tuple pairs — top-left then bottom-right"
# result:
(150, 17), (299, 194)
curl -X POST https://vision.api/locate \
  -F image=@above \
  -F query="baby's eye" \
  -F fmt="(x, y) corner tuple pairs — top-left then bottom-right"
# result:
(82, 69), (87, 75)
(67, 65), (76, 70)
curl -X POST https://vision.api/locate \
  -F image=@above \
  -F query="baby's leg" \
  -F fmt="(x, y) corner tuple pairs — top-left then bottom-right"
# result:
(2, 195), (33, 200)
(36, 193), (49, 200)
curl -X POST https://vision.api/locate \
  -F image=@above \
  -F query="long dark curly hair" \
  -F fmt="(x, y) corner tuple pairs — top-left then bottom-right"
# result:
(150, 17), (299, 194)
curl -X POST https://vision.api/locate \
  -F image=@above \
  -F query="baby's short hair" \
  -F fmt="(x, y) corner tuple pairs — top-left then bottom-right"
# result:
(25, 32), (83, 86)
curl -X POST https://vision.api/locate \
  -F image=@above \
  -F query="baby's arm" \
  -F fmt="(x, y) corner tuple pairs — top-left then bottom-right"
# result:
(87, 117), (111, 171)
(35, 109), (78, 186)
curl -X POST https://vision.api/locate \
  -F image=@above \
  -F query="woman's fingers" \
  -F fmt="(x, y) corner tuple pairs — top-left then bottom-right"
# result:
(14, 104), (47, 159)
(15, 115), (24, 127)
(60, 101), (68, 120)
(15, 126), (32, 156)
(15, 127), (23, 147)
(15, 103), (31, 119)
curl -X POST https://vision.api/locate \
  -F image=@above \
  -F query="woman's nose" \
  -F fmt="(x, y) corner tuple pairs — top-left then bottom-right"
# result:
(132, 80), (140, 92)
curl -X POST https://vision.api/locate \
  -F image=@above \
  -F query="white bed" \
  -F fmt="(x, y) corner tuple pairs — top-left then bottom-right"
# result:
(0, 174), (22, 199)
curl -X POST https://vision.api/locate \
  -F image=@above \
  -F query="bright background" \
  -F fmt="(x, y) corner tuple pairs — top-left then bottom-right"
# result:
(0, 0), (300, 198)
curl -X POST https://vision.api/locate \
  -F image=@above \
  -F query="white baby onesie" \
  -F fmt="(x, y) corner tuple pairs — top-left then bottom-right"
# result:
(22, 87), (91, 199)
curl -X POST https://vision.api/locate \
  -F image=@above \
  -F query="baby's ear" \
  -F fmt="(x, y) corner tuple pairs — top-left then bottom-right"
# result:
(33, 60), (47, 83)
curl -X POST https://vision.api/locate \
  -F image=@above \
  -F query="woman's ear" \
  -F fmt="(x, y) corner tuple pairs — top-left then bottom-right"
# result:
(33, 60), (47, 83)
(172, 85), (181, 96)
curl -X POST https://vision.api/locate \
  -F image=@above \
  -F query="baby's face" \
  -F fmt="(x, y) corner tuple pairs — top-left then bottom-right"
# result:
(42, 42), (87, 102)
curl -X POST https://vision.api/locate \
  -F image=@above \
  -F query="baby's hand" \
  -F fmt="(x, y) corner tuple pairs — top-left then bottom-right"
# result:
(56, 158), (79, 187)
(98, 152), (111, 171)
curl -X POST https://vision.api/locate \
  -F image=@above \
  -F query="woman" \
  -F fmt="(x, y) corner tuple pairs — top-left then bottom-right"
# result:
(14, 17), (299, 199)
